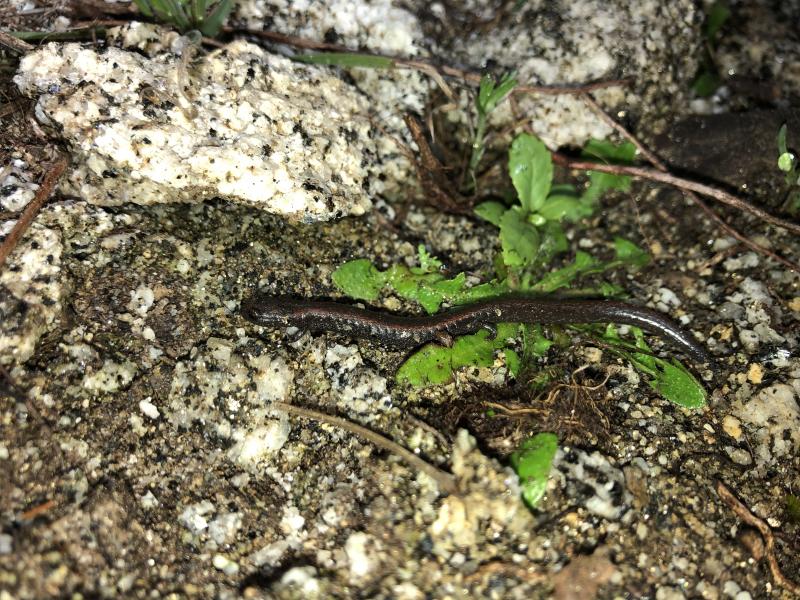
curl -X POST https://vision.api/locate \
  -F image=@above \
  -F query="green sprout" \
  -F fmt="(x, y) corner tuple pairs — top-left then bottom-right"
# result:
(133, 0), (232, 37)
(777, 124), (800, 214)
(463, 72), (518, 193)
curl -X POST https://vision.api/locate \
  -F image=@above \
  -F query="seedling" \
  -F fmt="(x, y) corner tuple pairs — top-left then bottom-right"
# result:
(133, 0), (232, 37)
(464, 72), (518, 193)
(777, 124), (800, 214)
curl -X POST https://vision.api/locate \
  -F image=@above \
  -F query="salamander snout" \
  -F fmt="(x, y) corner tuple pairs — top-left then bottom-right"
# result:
(240, 294), (300, 327)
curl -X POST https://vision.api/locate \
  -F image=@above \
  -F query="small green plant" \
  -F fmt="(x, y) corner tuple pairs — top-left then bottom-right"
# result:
(134, 0), (232, 37)
(510, 432), (558, 508)
(474, 134), (636, 275)
(777, 124), (800, 214)
(464, 73), (518, 193)
(786, 494), (800, 524)
(332, 133), (706, 407)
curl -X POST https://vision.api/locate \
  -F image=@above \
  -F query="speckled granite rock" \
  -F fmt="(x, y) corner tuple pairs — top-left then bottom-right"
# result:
(14, 40), (377, 222)
(446, 0), (703, 146)
(233, 0), (703, 147)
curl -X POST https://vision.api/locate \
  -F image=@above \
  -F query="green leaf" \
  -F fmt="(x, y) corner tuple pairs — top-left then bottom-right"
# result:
(613, 237), (650, 268)
(582, 139), (637, 163)
(786, 494), (800, 524)
(500, 207), (540, 268)
(503, 349), (522, 376)
(580, 140), (636, 204)
(474, 201), (508, 227)
(600, 326), (707, 408)
(705, 1), (730, 41)
(331, 259), (386, 301)
(134, 0), (154, 17)
(537, 193), (594, 222)
(510, 433), (558, 508)
(778, 152), (795, 173)
(692, 70), (721, 98)
(293, 52), (395, 69)
(396, 326), (517, 386)
(509, 133), (552, 213)
(645, 360), (707, 408)
(199, 0), (232, 37)
(388, 267), (466, 314)
(477, 72), (517, 115)
(530, 251), (599, 293)
(452, 280), (510, 305)
(415, 244), (443, 273)
(528, 324), (554, 357)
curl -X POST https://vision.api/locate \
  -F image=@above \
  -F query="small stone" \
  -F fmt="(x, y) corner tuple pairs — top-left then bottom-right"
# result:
(212, 554), (240, 576)
(746, 363), (763, 384)
(139, 398), (160, 420)
(722, 415), (743, 440)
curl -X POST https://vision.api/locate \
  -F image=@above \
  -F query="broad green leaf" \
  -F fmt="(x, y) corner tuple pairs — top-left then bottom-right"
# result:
(509, 133), (552, 213)
(452, 280), (510, 305)
(582, 139), (637, 163)
(388, 267), (466, 314)
(396, 326), (515, 386)
(474, 201), (508, 227)
(294, 52), (395, 69)
(613, 237), (650, 268)
(580, 140), (636, 204)
(601, 326), (707, 408)
(643, 360), (707, 408)
(331, 259), (386, 301)
(500, 207), (540, 267)
(528, 324), (554, 357)
(538, 193), (594, 222)
(503, 349), (521, 376)
(510, 433), (558, 508)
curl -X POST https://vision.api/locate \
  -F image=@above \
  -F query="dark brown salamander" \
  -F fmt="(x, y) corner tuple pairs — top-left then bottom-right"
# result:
(241, 295), (713, 364)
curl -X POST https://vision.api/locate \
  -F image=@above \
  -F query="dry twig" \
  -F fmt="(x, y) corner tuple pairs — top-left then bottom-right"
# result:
(0, 30), (34, 53)
(716, 480), (800, 595)
(272, 401), (458, 494)
(551, 154), (800, 237)
(580, 93), (800, 274)
(0, 155), (68, 269)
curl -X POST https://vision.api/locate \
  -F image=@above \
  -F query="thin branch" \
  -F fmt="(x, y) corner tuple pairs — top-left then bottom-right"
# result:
(552, 154), (800, 237)
(0, 30), (34, 53)
(580, 93), (800, 274)
(272, 401), (458, 494)
(581, 93), (663, 167)
(716, 480), (800, 595)
(0, 156), (68, 269)
(685, 192), (800, 274)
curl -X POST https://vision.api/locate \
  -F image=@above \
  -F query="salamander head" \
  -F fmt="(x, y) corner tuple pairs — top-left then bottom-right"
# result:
(240, 294), (306, 327)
